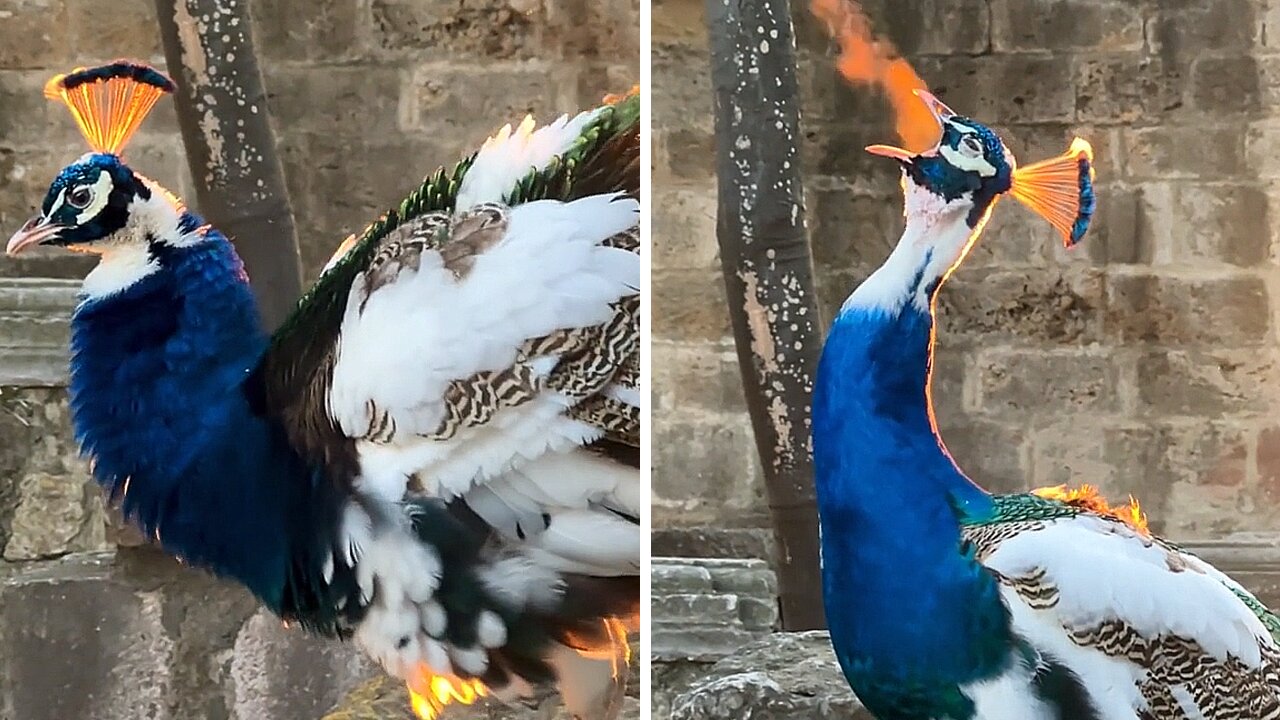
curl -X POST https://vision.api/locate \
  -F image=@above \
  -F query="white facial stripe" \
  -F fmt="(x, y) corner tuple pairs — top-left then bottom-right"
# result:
(939, 142), (998, 177)
(74, 171), (114, 226)
(46, 187), (67, 219)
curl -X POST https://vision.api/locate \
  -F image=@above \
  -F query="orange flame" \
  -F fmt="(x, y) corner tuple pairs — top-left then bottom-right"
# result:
(1033, 484), (1149, 535)
(563, 616), (633, 677)
(323, 233), (358, 273)
(809, 0), (938, 153)
(603, 85), (640, 105)
(407, 671), (488, 720)
(403, 617), (633, 720)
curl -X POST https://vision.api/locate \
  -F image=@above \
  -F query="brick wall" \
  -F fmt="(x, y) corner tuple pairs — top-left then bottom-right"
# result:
(653, 0), (1280, 539)
(0, 0), (636, 717)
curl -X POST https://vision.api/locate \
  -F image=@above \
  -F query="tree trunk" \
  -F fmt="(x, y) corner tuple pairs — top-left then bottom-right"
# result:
(154, 0), (303, 331)
(705, 0), (827, 630)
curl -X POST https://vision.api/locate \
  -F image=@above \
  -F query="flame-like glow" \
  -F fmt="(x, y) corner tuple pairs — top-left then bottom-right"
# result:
(564, 616), (633, 678)
(603, 85), (640, 105)
(924, 199), (1000, 484)
(478, 114), (539, 154)
(1033, 483), (1149, 535)
(1010, 137), (1096, 247)
(404, 616), (633, 719)
(407, 671), (488, 720)
(323, 233), (358, 273)
(809, 0), (937, 153)
(45, 70), (171, 156)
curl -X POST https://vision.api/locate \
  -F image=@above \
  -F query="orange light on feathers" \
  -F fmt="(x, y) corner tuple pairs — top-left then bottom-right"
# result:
(1010, 137), (1096, 247)
(44, 62), (175, 156)
(1033, 484), (1149, 535)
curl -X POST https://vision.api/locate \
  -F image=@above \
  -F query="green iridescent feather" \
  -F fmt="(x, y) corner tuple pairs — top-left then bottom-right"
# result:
(273, 92), (639, 355)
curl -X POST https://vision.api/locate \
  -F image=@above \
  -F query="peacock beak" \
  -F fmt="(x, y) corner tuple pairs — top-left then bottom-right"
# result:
(865, 89), (959, 162)
(6, 215), (63, 256)
(864, 143), (915, 162)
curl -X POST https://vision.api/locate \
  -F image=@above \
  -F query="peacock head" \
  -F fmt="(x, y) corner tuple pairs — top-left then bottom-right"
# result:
(867, 91), (1012, 220)
(6, 62), (179, 257)
(866, 89), (1094, 249)
(8, 153), (154, 254)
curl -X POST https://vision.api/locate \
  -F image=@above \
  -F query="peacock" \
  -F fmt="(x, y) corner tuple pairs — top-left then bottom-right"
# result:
(812, 89), (1280, 719)
(5, 61), (640, 720)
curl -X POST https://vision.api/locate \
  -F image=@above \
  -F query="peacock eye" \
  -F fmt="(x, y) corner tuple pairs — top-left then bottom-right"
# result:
(67, 186), (94, 209)
(961, 135), (983, 156)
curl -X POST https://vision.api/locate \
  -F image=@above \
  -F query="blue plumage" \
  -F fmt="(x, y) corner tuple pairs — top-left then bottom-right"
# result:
(813, 303), (1005, 719)
(1070, 156), (1095, 246)
(58, 61), (175, 93)
(816, 91), (1077, 719)
(68, 224), (339, 616)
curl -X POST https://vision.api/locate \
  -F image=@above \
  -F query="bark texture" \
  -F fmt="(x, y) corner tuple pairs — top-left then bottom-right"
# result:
(154, 0), (303, 330)
(705, 0), (826, 630)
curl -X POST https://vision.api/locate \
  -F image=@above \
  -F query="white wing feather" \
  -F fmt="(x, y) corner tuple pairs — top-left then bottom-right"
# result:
(330, 193), (639, 579)
(977, 514), (1280, 716)
(456, 110), (604, 212)
(328, 194), (639, 444)
(985, 516), (1272, 666)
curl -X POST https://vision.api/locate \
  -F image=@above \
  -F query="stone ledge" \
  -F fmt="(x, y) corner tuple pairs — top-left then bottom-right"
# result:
(652, 526), (775, 561)
(0, 278), (79, 387)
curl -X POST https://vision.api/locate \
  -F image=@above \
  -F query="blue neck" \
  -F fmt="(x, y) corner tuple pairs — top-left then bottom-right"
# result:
(811, 222), (1007, 712)
(68, 225), (334, 612)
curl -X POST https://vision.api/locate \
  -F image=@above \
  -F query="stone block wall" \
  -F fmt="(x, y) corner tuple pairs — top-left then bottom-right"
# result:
(653, 0), (1280, 540)
(0, 0), (637, 717)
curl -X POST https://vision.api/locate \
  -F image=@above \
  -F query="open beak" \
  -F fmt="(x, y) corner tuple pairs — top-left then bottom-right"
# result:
(6, 216), (63, 256)
(865, 88), (958, 162)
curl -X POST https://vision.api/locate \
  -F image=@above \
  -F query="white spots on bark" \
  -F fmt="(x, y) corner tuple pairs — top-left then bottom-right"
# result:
(168, 0), (272, 187)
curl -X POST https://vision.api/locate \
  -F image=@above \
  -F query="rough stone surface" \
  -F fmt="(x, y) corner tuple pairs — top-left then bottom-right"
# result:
(667, 632), (869, 720)
(652, 557), (779, 672)
(320, 673), (642, 720)
(654, 538), (1280, 716)
(0, 387), (103, 560)
(0, 0), (636, 716)
(0, 550), (370, 720)
(652, 0), (1280, 546)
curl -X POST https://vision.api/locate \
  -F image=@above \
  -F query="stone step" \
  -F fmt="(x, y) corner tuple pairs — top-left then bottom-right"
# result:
(651, 557), (779, 663)
(667, 631), (872, 720)
(0, 278), (82, 313)
(0, 253), (94, 281)
(0, 279), (80, 386)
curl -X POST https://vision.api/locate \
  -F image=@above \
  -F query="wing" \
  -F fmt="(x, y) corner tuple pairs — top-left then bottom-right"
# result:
(256, 92), (641, 554)
(254, 94), (639, 479)
(247, 95), (641, 712)
(330, 191), (640, 565)
(965, 500), (1280, 718)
